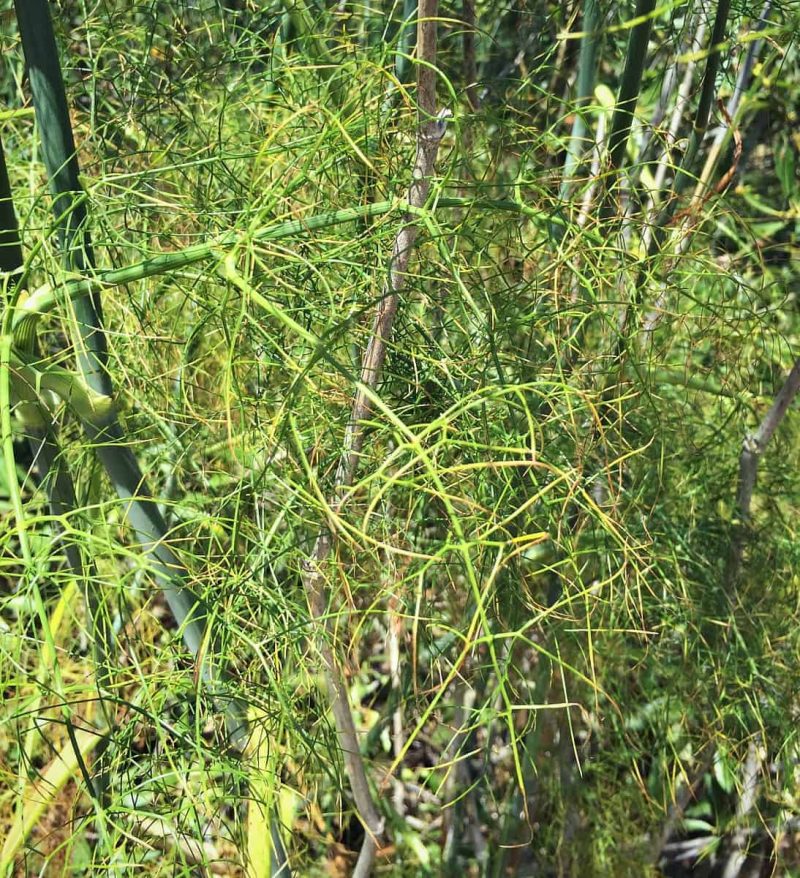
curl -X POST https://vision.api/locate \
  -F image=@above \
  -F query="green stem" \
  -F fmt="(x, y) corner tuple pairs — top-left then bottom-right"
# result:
(16, 196), (547, 332)
(643, 0), (740, 265)
(14, 0), (109, 394)
(673, 0), (732, 195)
(279, 0), (334, 65)
(0, 136), (23, 273)
(13, 8), (291, 869)
(603, 0), (657, 215)
(560, 0), (602, 199)
(395, 0), (418, 86)
(13, 0), (224, 678)
(2, 129), (113, 706)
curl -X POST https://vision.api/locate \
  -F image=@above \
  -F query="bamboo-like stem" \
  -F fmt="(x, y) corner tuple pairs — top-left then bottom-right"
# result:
(14, 0), (108, 394)
(559, 0), (601, 201)
(641, 3), (770, 338)
(2, 130), (113, 700)
(650, 16), (708, 196)
(720, 0), (771, 122)
(631, 5), (707, 185)
(300, 3), (445, 873)
(14, 0), (223, 692)
(644, 0), (733, 249)
(1, 126), (116, 854)
(278, 0), (334, 67)
(442, 683), (478, 873)
(602, 0), (656, 216)
(15, 196), (539, 333)
(14, 0), (218, 696)
(13, 4), (288, 873)
(653, 748), (716, 867)
(720, 739), (763, 878)
(396, 0), (418, 86)
(688, 0), (772, 210)
(632, 2), (700, 173)
(672, 0), (732, 196)
(0, 136), (23, 273)
(639, 15), (709, 255)
(617, 3), (759, 353)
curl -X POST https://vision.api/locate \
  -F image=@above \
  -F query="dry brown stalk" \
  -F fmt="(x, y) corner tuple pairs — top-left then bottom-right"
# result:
(300, 3), (446, 875)
(724, 357), (800, 595)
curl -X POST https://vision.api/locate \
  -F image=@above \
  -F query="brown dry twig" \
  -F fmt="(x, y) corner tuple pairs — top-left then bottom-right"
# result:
(300, 3), (448, 875)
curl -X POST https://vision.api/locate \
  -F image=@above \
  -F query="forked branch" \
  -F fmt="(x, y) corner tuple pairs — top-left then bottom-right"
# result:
(724, 356), (800, 595)
(300, 2), (446, 874)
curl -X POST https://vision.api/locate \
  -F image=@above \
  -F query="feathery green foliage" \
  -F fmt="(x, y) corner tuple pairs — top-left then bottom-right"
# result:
(0, 2), (798, 876)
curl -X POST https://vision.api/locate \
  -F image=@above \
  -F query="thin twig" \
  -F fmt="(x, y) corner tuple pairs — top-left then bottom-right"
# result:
(656, 359), (798, 871)
(441, 683), (479, 873)
(720, 739), (763, 878)
(724, 357), (800, 595)
(654, 747), (715, 867)
(387, 591), (405, 816)
(689, 0), (773, 212)
(640, 5), (769, 339)
(640, 15), (709, 254)
(602, 0), (656, 217)
(301, 3), (447, 873)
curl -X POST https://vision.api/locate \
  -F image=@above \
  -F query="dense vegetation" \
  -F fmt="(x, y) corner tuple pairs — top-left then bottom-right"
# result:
(1, 1), (798, 875)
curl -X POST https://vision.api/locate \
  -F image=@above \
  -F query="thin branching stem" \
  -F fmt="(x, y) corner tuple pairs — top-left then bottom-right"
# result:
(13, 3), (288, 873)
(724, 357), (800, 595)
(673, 0), (732, 195)
(14, 197), (540, 333)
(560, 0), (601, 202)
(300, 3), (446, 871)
(647, 0), (733, 244)
(462, 0), (480, 111)
(602, 0), (656, 216)
(0, 137), (23, 273)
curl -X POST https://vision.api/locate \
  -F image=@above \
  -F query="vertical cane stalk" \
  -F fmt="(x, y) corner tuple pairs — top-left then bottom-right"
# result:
(672, 0), (732, 196)
(13, 2), (289, 873)
(0, 136), (23, 273)
(602, 0), (656, 218)
(294, 2), (447, 874)
(14, 0), (237, 728)
(560, 0), (601, 202)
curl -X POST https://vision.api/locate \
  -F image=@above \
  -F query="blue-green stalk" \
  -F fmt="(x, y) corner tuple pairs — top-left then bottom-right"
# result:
(13, 0), (107, 393)
(1, 143), (117, 865)
(13, 2), (288, 872)
(671, 0), (732, 196)
(0, 136), (23, 273)
(559, 0), (601, 201)
(462, 0), (479, 110)
(395, 0), (418, 86)
(642, 0), (733, 258)
(602, 0), (657, 218)
(15, 0), (224, 707)
(2, 131), (113, 691)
